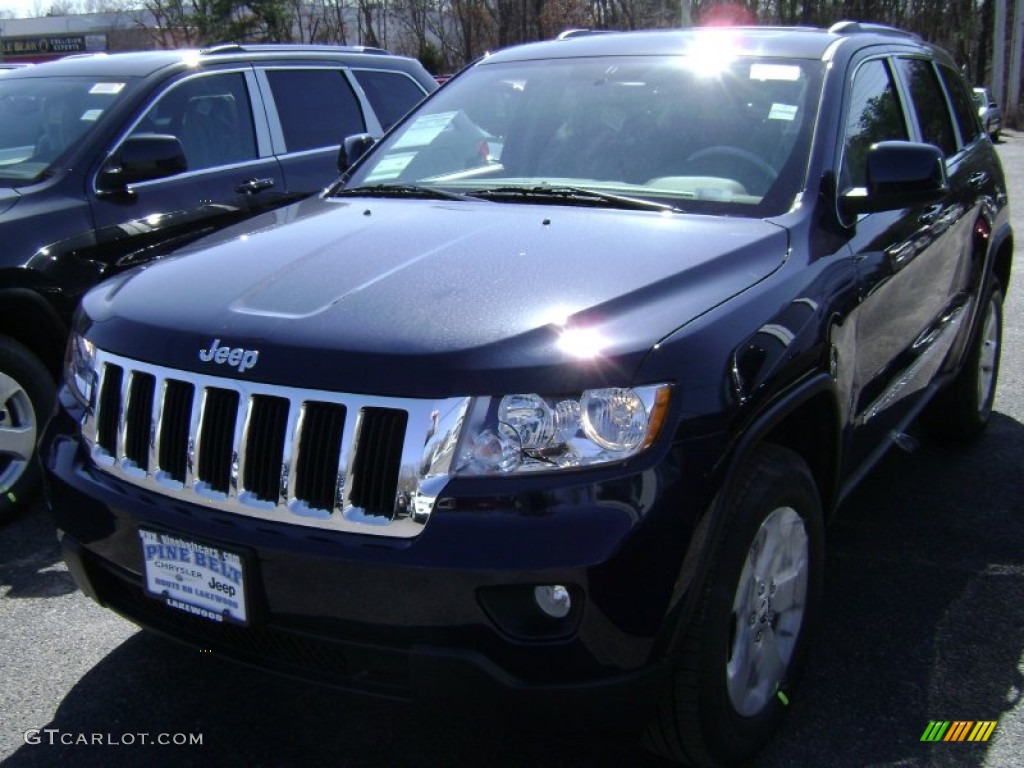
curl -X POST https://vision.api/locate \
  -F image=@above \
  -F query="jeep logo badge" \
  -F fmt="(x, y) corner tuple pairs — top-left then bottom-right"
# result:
(199, 339), (260, 372)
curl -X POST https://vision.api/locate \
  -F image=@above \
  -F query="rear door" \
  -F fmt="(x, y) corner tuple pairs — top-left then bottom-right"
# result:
(87, 67), (286, 270)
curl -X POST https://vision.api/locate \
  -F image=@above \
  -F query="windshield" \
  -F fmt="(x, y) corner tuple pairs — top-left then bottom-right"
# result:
(345, 55), (822, 217)
(0, 75), (137, 185)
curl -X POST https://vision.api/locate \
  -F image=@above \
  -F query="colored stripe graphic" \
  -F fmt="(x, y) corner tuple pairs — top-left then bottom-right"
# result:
(921, 721), (950, 741)
(945, 721), (973, 741)
(968, 722), (998, 742)
(921, 721), (997, 742)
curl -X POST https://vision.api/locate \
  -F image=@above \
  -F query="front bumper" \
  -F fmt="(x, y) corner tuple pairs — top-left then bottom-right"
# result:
(43, 404), (705, 728)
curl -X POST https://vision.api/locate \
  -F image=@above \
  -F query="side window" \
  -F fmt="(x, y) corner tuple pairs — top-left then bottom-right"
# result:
(937, 63), (982, 146)
(351, 70), (427, 131)
(842, 58), (908, 190)
(132, 72), (257, 173)
(896, 57), (957, 157)
(265, 69), (365, 152)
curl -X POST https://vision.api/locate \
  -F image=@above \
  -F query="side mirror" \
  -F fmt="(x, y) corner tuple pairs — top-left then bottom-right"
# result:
(97, 133), (187, 194)
(840, 141), (947, 216)
(338, 133), (375, 173)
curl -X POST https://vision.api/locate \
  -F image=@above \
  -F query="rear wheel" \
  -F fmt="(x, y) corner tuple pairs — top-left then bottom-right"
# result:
(0, 335), (56, 525)
(922, 279), (1003, 441)
(644, 444), (823, 766)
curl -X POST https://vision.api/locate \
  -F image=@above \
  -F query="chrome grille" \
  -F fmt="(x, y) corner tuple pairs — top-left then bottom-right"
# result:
(83, 350), (469, 538)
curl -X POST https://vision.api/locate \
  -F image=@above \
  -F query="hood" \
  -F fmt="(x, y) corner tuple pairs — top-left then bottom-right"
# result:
(81, 196), (789, 397)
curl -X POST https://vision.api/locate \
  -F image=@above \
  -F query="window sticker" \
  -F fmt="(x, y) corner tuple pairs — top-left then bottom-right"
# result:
(89, 82), (126, 95)
(769, 103), (798, 121)
(81, 109), (104, 122)
(750, 64), (802, 82)
(365, 152), (415, 182)
(392, 112), (457, 149)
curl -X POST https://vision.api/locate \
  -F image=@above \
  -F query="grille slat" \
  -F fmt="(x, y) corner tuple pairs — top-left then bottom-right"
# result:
(83, 351), (463, 538)
(198, 388), (240, 494)
(158, 380), (195, 483)
(124, 373), (156, 470)
(349, 408), (408, 516)
(294, 402), (346, 511)
(243, 396), (289, 503)
(96, 365), (123, 457)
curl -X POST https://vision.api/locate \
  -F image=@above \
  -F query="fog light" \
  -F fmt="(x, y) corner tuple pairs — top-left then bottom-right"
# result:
(534, 584), (572, 619)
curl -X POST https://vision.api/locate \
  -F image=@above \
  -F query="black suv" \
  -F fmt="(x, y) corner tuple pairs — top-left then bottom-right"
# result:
(42, 24), (1012, 766)
(0, 44), (435, 523)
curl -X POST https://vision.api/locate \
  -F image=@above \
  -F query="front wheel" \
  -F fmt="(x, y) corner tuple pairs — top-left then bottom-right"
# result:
(0, 335), (57, 525)
(644, 444), (824, 766)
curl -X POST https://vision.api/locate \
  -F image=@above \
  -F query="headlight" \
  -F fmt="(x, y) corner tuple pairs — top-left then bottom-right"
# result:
(64, 332), (97, 408)
(454, 384), (671, 475)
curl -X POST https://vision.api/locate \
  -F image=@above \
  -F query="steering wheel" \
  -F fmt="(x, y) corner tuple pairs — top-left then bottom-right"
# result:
(685, 146), (778, 188)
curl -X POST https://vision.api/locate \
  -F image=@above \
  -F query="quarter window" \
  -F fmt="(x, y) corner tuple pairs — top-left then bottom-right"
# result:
(896, 58), (957, 157)
(937, 63), (981, 147)
(842, 58), (908, 190)
(265, 69), (365, 152)
(352, 70), (427, 131)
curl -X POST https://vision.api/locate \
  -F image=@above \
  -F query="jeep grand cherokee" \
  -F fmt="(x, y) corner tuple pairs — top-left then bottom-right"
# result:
(42, 23), (1013, 766)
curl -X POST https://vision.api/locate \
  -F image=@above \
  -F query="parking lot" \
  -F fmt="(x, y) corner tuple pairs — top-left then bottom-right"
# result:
(1, 133), (1022, 767)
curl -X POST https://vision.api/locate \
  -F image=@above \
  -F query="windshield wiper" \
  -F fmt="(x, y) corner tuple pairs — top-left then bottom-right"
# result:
(332, 184), (471, 201)
(468, 185), (681, 213)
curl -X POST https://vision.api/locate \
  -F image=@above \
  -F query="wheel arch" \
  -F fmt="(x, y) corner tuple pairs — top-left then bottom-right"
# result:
(0, 288), (68, 379)
(661, 372), (840, 657)
(990, 223), (1013, 298)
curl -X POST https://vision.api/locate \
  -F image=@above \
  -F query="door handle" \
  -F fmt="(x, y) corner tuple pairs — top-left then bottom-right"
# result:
(235, 178), (275, 195)
(967, 171), (989, 189)
(917, 204), (943, 226)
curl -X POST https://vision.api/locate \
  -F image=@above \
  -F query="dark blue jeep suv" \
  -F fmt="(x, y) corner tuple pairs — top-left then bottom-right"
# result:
(42, 23), (1013, 766)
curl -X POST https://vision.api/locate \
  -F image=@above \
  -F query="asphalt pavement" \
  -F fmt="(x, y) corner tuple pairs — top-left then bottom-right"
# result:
(1, 133), (1022, 768)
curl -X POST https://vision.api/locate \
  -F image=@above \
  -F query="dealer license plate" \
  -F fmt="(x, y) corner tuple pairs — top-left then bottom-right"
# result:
(139, 529), (248, 624)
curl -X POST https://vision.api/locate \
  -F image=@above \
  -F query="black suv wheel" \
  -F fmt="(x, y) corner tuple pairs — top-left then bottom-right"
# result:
(646, 445), (824, 766)
(0, 335), (56, 524)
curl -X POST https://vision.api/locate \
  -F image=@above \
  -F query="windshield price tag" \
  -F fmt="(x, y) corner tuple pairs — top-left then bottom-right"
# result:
(139, 530), (248, 624)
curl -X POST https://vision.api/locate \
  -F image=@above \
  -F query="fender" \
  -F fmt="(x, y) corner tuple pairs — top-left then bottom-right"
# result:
(660, 371), (840, 658)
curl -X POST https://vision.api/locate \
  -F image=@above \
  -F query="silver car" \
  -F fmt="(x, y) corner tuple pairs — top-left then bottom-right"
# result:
(973, 86), (1002, 141)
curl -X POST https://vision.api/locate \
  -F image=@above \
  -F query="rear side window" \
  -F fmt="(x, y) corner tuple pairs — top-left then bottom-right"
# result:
(352, 70), (427, 130)
(842, 58), (908, 190)
(265, 69), (365, 152)
(937, 63), (982, 146)
(896, 58), (957, 157)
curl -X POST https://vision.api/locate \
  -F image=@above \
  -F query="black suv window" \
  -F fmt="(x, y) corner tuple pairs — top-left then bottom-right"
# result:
(0, 75), (138, 182)
(265, 69), (365, 151)
(937, 63), (982, 146)
(896, 57), (957, 156)
(352, 69), (427, 130)
(131, 72), (257, 172)
(842, 58), (908, 189)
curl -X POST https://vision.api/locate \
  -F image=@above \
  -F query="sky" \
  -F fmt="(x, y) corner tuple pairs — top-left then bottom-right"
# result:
(1, 1), (48, 20)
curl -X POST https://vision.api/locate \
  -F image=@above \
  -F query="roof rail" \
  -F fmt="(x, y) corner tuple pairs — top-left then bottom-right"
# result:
(828, 21), (920, 40)
(556, 28), (615, 40)
(199, 43), (391, 56)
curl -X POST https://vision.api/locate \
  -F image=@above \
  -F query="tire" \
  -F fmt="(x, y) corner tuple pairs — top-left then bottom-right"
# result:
(644, 444), (824, 766)
(921, 279), (1003, 441)
(0, 335), (57, 525)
